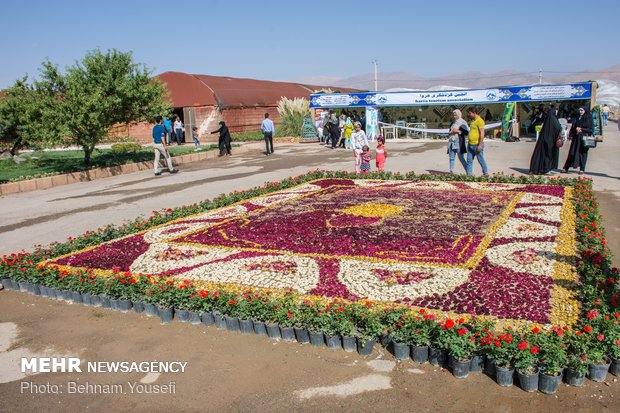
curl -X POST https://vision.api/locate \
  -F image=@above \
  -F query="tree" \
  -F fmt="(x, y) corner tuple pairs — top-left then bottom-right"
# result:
(0, 77), (58, 155)
(37, 49), (171, 164)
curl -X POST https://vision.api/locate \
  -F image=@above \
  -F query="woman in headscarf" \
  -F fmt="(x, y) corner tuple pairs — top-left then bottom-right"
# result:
(529, 106), (561, 174)
(562, 106), (593, 175)
(211, 121), (232, 156)
(342, 117), (354, 149)
(447, 109), (468, 173)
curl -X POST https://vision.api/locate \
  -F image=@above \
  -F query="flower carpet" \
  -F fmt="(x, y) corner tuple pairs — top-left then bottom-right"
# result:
(44, 178), (580, 328)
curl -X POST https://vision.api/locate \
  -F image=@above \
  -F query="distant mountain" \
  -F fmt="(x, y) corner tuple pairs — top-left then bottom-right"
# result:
(331, 65), (620, 101)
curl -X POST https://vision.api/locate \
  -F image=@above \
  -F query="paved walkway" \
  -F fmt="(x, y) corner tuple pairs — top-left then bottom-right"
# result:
(1, 126), (619, 262)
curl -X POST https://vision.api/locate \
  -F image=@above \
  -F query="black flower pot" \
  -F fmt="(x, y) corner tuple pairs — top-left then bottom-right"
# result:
(224, 315), (240, 332)
(110, 298), (120, 310)
(342, 335), (357, 352)
(309, 331), (325, 347)
(18, 282), (29, 293)
(391, 341), (410, 360)
(144, 302), (158, 316)
(517, 367), (539, 392)
(428, 347), (447, 366)
(31, 284), (41, 296)
(188, 311), (202, 324)
(539, 371), (561, 394)
(325, 334), (341, 349)
(588, 359), (610, 382)
(357, 337), (377, 357)
(470, 354), (485, 372)
(176, 309), (190, 323)
(214, 313), (226, 329)
(565, 368), (586, 387)
(157, 306), (174, 324)
(38, 285), (49, 297)
(99, 295), (111, 308)
(239, 319), (254, 334)
(495, 366), (514, 387)
(485, 357), (497, 377)
(451, 357), (471, 379)
(82, 292), (93, 306)
(610, 358), (620, 377)
(266, 323), (281, 339)
(118, 299), (132, 312)
(411, 345), (429, 364)
(201, 312), (215, 327)
(132, 301), (145, 313)
(90, 294), (102, 307)
(280, 326), (295, 341)
(1, 278), (13, 290)
(71, 291), (83, 304)
(294, 327), (310, 344)
(253, 320), (267, 336)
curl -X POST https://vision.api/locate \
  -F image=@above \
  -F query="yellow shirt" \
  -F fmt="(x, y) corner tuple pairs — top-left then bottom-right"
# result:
(468, 116), (485, 145)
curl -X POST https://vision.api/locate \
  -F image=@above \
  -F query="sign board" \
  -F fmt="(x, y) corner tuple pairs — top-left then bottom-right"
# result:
(310, 82), (593, 108)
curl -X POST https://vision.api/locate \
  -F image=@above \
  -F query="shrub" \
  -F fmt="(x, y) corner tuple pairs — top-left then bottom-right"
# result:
(111, 142), (143, 153)
(277, 97), (309, 137)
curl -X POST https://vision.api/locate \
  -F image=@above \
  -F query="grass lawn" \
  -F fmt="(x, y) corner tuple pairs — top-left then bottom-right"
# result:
(0, 144), (220, 183)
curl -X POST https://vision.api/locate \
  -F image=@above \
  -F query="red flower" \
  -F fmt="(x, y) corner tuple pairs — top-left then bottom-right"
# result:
(587, 309), (599, 319)
(583, 325), (593, 333)
(287, 313), (293, 318)
(518, 340), (528, 351)
(457, 328), (467, 336)
(444, 319), (455, 329)
(597, 334), (605, 342)
(228, 299), (237, 305)
(531, 327), (540, 333)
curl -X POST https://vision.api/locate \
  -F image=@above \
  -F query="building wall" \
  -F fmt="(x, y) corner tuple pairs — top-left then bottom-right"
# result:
(108, 105), (283, 144)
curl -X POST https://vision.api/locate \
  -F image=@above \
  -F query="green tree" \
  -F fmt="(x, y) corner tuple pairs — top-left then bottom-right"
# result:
(37, 49), (171, 164)
(0, 76), (58, 155)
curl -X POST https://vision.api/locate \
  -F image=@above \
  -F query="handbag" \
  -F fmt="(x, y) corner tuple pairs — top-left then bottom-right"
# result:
(555, 131), (564, 148)
(582, 135), (597, 148)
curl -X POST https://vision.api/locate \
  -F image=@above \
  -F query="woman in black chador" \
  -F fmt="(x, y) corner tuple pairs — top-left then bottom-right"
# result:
(562, 106), (593, 175)
(529, 106), (561, 175)
(211, 121), (232, 156)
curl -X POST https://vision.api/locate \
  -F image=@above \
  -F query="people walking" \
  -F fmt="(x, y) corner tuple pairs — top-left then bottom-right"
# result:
(192, 126), (201, 149)
(152, 116), (177, 176)
(562, 106), (594, 175)
(466, 107), (489, 176)
(351, 121), (369, 173)
(375, 136), (387, 171)
(174, 116), (184, 144)
(211, 121), (232, 156)
(602, 104), (610, 126)
(529, 106), (561, 175)
(261, 113), (275, 155)
(448, 109), (468, 173)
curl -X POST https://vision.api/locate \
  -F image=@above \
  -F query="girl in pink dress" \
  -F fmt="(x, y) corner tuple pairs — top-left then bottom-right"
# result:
(375, 136), (387, 171)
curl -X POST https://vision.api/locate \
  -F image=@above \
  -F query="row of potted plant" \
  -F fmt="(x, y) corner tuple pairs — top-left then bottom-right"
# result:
(1, 171), (619, 394)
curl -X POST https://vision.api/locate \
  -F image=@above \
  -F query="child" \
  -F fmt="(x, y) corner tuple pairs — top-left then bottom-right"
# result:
(192, 126), (201, 150)
(360, 145), (371, 174)
(376, 136), (387, 171)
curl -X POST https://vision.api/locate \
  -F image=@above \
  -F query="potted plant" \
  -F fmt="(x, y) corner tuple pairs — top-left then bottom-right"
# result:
(440, 319), (477, 378)
(513, 338), (540, 392)
(410, 311), (436, 363)
(347, 302), (383, 357)
(486, 331), (518, 387)
(537, 331), (567, 394)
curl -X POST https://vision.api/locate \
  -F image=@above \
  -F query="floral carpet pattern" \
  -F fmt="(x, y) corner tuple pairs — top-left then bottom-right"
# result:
(46, 179), (579, 328)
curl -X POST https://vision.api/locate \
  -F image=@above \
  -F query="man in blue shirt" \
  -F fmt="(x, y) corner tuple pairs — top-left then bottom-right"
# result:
(152, 116), (177, 176)
(163, 117), (173, 144)
(261, 112), (275, 155)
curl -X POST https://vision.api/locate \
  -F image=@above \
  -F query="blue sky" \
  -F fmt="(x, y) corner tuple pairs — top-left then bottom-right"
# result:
(2, 0), (618, 89)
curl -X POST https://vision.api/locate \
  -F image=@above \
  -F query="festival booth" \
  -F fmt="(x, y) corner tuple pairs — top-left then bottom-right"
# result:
(309, 82), (597, 141)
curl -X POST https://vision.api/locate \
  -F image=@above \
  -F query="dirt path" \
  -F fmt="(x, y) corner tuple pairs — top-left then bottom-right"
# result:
(0, 290), (618, 413)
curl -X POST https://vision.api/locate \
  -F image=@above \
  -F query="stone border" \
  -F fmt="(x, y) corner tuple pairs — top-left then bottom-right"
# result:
(0, 144), (256, 196)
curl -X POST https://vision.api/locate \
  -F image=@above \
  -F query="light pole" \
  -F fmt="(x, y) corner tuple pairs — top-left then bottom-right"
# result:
(372, 60), (378, 91)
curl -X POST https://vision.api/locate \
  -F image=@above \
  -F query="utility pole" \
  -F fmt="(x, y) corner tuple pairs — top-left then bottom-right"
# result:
(538, 68), (542, 84)
(372, 60), (378, 91)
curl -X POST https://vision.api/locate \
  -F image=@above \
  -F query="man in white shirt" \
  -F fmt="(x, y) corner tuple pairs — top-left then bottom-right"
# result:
(261, 113), (275, 155)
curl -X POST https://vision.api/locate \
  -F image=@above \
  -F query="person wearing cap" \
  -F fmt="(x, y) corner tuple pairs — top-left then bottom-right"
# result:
(261, 112), (275, 155)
